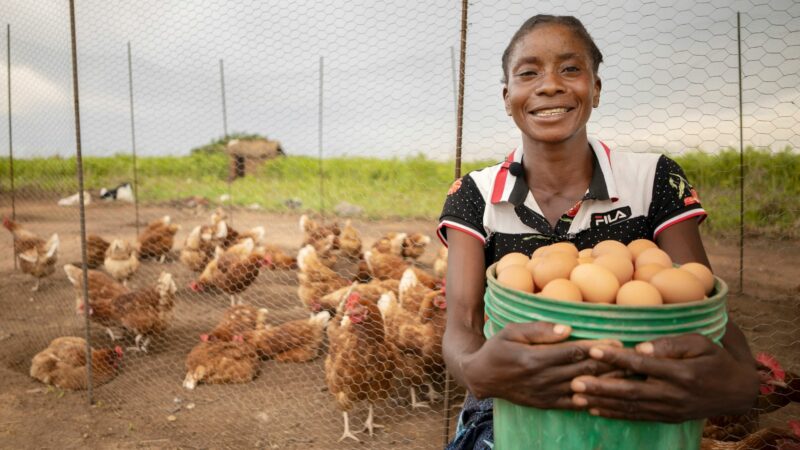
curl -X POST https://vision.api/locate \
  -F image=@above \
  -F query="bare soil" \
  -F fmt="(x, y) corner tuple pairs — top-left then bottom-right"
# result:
(1, 198), (797, 449)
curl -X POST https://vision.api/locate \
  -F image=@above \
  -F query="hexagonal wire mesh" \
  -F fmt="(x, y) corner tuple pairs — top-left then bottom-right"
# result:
(0, 0), (798, 448)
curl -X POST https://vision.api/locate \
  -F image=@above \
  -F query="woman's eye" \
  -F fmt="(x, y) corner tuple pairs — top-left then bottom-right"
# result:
(564, 66), (580, 73)
(518, 70), (537, 77)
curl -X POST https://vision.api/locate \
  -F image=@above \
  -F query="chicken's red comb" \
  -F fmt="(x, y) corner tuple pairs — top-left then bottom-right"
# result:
(756, 352), (786, 381)
(788, 419), (800, 438)
(790, 420), (800, 438)
(200, 333), (209, 342)
(345, 291), (361, 309)
(114, 346), (124, 358)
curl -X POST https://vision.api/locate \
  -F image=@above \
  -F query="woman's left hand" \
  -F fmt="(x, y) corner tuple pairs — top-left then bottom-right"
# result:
(569, 333), (759, 423)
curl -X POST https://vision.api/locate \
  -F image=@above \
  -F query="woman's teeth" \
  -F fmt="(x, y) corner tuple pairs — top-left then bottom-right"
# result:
(533, 108), (569, 116)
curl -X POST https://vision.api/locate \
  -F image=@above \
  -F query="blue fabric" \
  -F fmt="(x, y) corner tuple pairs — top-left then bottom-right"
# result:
(446, 394), (494, 450)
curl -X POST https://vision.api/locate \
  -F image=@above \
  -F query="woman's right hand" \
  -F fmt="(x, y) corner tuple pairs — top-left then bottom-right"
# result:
(461, 321), (623, 410)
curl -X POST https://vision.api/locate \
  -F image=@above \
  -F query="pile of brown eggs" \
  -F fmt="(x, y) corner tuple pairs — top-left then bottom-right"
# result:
(495, 239), (715, 306)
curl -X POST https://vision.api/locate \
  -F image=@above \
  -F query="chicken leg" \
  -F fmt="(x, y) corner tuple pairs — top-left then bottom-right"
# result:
(105, 327), (117, 341)
(338, 411), (359, 442)
(426, 383), (442, 403)
(31, 279), (40, 292)
(360, 403), (384, 436)
(127, 334), (150, 353)
(410, 388), (430, 409)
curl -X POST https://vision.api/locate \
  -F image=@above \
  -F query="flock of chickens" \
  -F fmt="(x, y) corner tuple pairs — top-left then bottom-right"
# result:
(4, 210), (449, 443)
(5, 212), (799, 446)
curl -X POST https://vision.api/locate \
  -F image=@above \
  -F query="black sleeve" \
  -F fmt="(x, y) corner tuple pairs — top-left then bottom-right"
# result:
(437, 174), (487, 246)
(648, 155), (707, 238)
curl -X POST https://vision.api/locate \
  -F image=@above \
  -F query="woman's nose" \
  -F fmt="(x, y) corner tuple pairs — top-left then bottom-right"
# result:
(535, 71), (565, 96)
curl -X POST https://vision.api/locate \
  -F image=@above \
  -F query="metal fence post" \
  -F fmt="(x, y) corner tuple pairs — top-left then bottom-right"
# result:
(127, 41), (140, 236)
(68, 0), (94, 404)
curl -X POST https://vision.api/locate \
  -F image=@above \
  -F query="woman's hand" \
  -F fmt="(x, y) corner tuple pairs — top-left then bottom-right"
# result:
(569, 333), (759, 423)
(462, 321), (623, 410)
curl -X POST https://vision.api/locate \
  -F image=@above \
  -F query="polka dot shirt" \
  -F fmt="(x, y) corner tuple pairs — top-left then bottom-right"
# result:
(437, 138), (706, 266)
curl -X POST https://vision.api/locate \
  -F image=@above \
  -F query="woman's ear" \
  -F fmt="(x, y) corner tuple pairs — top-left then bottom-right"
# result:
(503, 85), (512, 116)
(593, 77), (602, 108)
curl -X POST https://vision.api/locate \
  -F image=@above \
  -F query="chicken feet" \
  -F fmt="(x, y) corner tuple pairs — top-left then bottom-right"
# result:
(410, 388), (430, 409)
(426, 383), (442, 403)
(126, 334), (151, 353)
(338, 411), (359, 442)
(359, 404), (384, 437)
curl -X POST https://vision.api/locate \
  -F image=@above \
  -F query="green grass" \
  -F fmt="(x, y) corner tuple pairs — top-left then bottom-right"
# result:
(0, 147), (797, 238)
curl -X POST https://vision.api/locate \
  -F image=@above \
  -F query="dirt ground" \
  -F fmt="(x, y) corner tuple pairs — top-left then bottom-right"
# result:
(0, 197), (798, 449)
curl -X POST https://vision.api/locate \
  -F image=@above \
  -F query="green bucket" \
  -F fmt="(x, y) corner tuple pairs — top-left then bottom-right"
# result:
(483, 263), (729, 450)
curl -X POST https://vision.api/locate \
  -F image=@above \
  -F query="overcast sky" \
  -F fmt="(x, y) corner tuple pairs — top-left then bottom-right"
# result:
(1, 0), (798, 162)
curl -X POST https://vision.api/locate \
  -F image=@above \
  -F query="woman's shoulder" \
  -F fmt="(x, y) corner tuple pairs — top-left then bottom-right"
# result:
(459, 159), (508, 195)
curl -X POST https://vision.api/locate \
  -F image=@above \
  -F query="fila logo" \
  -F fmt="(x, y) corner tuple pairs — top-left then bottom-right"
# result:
(591, 207), (632, 228)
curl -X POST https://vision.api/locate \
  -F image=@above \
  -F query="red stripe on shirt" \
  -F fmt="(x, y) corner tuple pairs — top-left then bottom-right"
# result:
(653, 209), (707, 239)
(599, 140), (611, 164)
(437, 222), (486, 247)
(490, 151), (515, 204)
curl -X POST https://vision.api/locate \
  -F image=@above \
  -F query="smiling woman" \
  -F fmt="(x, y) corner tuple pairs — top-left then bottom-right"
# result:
(438, 14), (759, 450)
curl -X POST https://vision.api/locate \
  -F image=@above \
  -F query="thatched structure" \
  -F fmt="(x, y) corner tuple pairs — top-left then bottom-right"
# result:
(225, 138), (284, 180)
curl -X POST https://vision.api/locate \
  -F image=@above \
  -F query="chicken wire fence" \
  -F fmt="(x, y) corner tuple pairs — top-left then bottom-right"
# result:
(0, 0), (798, 448)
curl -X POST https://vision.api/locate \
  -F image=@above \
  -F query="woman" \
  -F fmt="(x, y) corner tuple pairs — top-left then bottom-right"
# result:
(438, 14), (759, 449)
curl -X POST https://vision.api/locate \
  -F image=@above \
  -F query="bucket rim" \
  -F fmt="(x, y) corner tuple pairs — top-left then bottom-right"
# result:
(486, 262), (729, 311)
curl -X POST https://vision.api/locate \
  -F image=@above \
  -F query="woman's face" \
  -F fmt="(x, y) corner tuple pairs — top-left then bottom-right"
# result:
(503, 24), (601, 146)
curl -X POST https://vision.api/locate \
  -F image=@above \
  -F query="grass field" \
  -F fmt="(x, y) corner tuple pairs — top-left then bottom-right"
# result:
(1, 147), (797, 238)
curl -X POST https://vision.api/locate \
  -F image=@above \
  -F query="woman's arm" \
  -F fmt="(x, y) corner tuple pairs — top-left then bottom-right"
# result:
(569, 220), (759, 421)
(444, 229), (622, 409)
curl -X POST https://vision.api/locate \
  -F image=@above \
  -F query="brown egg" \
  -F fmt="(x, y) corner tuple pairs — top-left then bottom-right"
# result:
(594, 254), (634, 285)
(532, 245), (550, 259)
(592, 240), (632, 260)
(616, 280), (663, 306)
(635, 248), (673, 270)
(577, 256), (594, 265)
(497, 265), (534, 293)
(497, 252), (531, 275)
(540, 279), (583, 302)
(627, 239), (658, 260)
(525, 257), (543, 275)
(543, 242), (579, 258)
(533, 253), (578, 290)
(570, 263), (619, 304)
(680, 262), (715, 295)
(650, 268), (705, 303)
(633, 264), (666, 282)
(578, 248), (593, 259)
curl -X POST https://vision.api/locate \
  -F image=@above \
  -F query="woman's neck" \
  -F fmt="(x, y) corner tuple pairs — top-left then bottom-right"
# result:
(521, 135), (593, 192)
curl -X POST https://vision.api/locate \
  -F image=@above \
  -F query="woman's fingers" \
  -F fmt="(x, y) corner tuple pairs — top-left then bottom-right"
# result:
(586, 345), (681, 379)
(570, 375), (677, 403)
(500, 321), (572, 345)
(571, 395), (690, 423)
(635, 333), (717, 359)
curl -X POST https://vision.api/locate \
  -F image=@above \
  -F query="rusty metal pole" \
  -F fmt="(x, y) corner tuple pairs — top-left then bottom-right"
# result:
(736, 12), (744, 295)
(68, 0), (94, 404)
(6, 24), (17, 269)
(453, 0), (468, 181)
(219, 58), (233, 226)
(318, 56), (324, 216)
(443, 1), (469, 447)
(127, 41), (140, 236)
